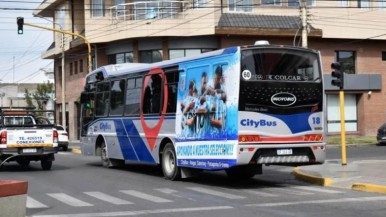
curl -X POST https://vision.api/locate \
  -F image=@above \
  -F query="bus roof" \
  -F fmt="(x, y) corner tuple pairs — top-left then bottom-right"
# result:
(87, 63), (149, 79)
(108, 47), (238, 79)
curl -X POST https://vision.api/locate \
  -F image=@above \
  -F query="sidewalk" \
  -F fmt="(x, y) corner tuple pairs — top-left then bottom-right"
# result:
(294, 159), (386, 194)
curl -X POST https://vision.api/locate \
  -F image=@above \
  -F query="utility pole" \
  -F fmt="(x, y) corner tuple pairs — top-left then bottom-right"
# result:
(301, 0), (308, 48)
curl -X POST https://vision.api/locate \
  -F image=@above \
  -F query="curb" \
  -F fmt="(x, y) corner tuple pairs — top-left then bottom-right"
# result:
(352, 182), (386, 194)
(293, 167), (333, 186)
(71, 147), (81, 154)
(0, 180), (28, 217)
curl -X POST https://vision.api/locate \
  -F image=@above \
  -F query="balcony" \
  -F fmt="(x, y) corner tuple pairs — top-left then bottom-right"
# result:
(109, 1), (188, 21)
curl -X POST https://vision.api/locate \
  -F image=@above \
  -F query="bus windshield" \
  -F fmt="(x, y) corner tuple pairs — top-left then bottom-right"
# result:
(241, 48), (321, 82)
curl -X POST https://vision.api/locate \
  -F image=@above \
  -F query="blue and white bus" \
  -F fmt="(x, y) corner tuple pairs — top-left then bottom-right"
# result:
(80, 41), (326, 180)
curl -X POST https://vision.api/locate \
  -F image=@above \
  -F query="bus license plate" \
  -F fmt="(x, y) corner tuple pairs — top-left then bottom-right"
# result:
(277, 148), (292, 155)
(23, 148), (37, 153)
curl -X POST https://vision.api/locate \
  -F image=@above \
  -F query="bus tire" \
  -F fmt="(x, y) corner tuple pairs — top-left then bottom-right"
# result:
(162, 143), (181, 181)
(100, 141), (112, 168)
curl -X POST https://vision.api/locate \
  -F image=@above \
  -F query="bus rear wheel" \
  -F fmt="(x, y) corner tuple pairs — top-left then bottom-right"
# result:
(162, 143), (181, 181)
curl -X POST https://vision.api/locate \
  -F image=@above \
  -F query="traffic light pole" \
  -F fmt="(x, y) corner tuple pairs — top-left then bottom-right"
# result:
(23, 22), (92, 73)
(339, 90), (347, 165)
(21, 21), (92, 135)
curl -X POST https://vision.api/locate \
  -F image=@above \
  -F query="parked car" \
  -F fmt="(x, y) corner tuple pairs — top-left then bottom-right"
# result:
(54, 125), (69, 151)
(376, 122), (386, 145)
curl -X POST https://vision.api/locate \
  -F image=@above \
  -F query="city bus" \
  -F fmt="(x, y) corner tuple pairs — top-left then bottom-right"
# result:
(79, 41), (326, 180)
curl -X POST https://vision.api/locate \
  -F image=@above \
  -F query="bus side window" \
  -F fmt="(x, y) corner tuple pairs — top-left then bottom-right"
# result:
(125, 77), (141, 115)
(166, 71), (179, 113)
(95, 82), (110, 117)
(109, 79), (125, 116)
(142, 74), (162, 115)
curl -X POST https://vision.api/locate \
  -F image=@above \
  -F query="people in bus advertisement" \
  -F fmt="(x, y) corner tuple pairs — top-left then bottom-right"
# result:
(177, 64), (234, 140)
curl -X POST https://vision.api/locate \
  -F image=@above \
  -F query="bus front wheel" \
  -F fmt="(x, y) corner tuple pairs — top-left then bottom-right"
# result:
(162, 143), (181, 181)
(100, 141), (112, 168)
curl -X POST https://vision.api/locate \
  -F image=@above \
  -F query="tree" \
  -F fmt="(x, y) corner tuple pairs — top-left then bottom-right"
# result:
(24, 81), (54, 110)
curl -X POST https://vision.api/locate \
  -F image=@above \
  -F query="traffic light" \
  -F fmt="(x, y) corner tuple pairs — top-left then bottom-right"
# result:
(17, 17), (24, 34)
(331, 62), (344, 89)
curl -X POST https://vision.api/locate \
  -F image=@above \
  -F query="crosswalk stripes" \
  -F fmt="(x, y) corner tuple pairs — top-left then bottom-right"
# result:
(47, 193), (93, 207)
(120, 190), (173, 203)
(186, 187), (246, 199)
(26, 185), (345, 209)
(241, 189), (278, 197)
(27, 196), (48, 209)
(84, 191), (134, 205)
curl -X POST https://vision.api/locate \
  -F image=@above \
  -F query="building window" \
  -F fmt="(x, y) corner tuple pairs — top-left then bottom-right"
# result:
(139, 50), (163, 63)
(335, 51), (355, 74)
(107, 52), (133, 64)
(79, 59), (84, 73)
(327, 94), (357, 133)
(338, 0), (349, 7)
(382, 51), (386, 61)
(70, 62), (73, 75)
(358, 0), (370, 8)
(288, 0), (315, 7)
(261, 0), (281, 6)
(193, 0), (208, 8)
(91, 0), (105, 17)
(229, 0), (253, 12)
(169, 49), (212, 59)
(378, 0), (386, 8)
(74, 61), (78, 74)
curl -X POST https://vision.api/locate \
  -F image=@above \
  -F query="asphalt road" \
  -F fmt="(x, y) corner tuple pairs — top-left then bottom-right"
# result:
(0, 144), (385, 217)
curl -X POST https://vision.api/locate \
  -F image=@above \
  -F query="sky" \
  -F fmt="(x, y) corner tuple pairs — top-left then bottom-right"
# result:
(0, 1), (54, 84)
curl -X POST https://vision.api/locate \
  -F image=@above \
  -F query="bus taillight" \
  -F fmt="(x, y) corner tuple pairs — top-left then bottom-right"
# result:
(238, 135), (260, 142)
(238, 134), (323, 143)
(304, 134), (323, 141)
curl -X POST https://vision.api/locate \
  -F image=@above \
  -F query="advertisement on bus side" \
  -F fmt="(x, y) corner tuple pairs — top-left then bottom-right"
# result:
(175, 48), (240, 170)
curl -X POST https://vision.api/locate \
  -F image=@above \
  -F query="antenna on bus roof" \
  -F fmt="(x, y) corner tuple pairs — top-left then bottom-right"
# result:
(254, 40), (270, 45)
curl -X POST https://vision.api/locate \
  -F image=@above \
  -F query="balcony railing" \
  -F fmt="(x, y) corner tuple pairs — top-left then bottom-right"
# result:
(109, 1), (188, 21)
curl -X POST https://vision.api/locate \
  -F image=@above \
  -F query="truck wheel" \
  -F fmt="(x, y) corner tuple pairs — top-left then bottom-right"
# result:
(41, 159), (53, 170)
(161, 143), (181, 181)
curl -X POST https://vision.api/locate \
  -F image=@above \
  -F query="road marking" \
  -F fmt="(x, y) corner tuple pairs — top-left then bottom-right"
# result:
(30, 206), (233, 217)
(154, 188), (179, 194)
(84, 192), (133, 205)
(47, 193), (93, 207)
(246, 196), (386, 207)
(120, 190), (173, 203)
(289, 185), (343, 194)
(265, 187), (313, 195)
(242, 189), (278, 197)
(186, 187), (245, 199)
(27, 196), (49, 208)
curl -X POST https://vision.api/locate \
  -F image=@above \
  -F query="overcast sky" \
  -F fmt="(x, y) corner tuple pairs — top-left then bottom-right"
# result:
(0, 1), (54, 83)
